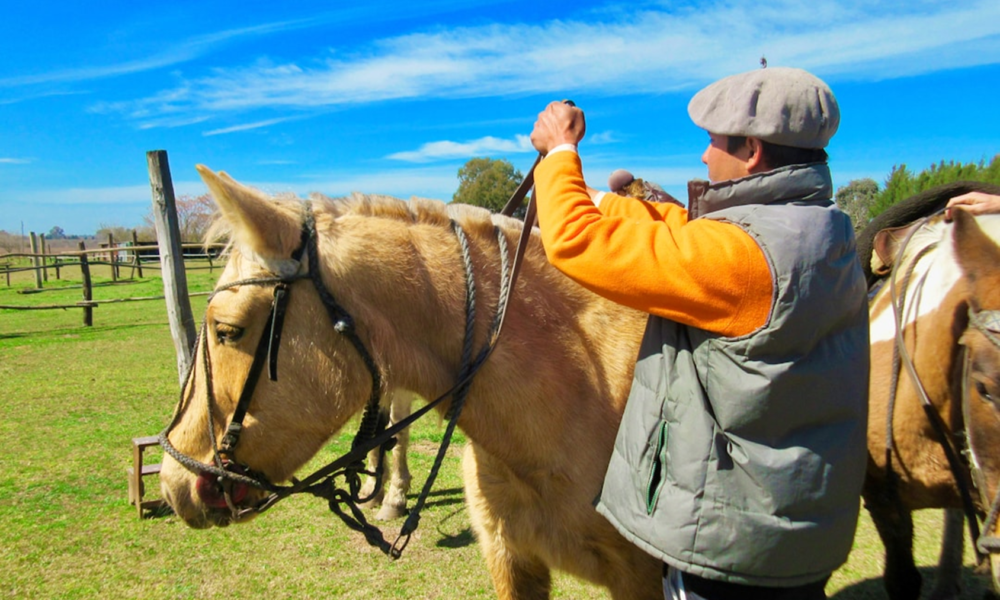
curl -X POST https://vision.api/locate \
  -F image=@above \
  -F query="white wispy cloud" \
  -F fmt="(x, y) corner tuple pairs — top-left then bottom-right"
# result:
(14, 184), (179, 205)
(385, 129), (616, 164)
(8, 167), (460, 210)
(587, 131), (617, 145)
(203, 117), (296, 136)
(388, 134), (534, 162)
(136, 115), (212, 130)
(0, 20), (317, 88)
(104, 0), (1000, 126)
(0, 158), (33, 164)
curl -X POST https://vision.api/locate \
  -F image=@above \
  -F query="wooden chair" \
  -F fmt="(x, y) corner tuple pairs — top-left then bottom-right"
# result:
(126, 435), (165, 518)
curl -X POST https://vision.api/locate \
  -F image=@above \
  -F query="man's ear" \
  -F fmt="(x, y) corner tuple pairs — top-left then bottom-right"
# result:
(746, 137), (767, 173)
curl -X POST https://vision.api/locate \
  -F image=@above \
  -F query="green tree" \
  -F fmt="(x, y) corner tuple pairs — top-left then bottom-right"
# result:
(871, 164), (917, 217)
(869, 154), (1000, 218)
(47, 226), (66, 239)
(835, 178), (879, 231)
(453, 158), (524, 214)
(95, 223), (134, 243)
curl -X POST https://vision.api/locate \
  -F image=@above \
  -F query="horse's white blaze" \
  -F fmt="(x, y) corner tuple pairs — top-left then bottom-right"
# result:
(869, 248), (960, 344)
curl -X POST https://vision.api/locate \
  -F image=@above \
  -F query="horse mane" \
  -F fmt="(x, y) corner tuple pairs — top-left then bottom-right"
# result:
(857, 180), (1000, 286)
(307, 192), (526, 239)
(205, 190), (528, 265)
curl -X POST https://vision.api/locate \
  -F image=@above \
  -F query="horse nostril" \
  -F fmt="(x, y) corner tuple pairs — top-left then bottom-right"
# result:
(196, 473), (228, 508)
(195, 473), (250, 508)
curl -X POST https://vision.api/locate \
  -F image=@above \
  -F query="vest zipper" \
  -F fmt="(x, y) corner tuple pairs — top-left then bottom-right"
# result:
(645, 421), (668, 514)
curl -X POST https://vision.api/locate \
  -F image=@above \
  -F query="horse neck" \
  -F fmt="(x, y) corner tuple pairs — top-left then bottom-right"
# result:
(320, 203), (645, 469)
(875, 239), (968, 417)
(317, 206), (515, 391)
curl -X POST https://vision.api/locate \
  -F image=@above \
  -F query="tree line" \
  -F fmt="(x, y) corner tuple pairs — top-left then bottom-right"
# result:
(836, 154), (1000, 231)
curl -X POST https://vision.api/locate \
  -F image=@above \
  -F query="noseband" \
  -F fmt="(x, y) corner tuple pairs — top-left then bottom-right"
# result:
(160, 175), (539, 556)
(159, 202), (390, 512)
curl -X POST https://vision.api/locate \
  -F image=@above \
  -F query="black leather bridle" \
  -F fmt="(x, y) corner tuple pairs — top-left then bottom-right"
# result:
(159, 157), (541, 557)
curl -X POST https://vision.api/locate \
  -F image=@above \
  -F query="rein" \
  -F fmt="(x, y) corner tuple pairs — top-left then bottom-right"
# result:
(160, 159), (541, 557)
(883, 211), (994, 562)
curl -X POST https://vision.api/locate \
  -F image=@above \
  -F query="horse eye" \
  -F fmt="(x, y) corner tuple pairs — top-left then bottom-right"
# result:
(975, 380), (996, 404)
(215, 323), (245, 344)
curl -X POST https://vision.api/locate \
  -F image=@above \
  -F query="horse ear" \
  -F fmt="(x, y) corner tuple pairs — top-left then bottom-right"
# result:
(952, 208), (1000, 309)
(196, 165), (301, 263)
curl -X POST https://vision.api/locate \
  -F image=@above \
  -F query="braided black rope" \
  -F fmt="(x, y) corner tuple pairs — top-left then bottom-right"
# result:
(391, 222), (512, 557)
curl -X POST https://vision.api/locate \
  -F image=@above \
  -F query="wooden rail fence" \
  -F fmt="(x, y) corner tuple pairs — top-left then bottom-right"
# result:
(3, 150), (200, 383)
(0, 244), (223, 319)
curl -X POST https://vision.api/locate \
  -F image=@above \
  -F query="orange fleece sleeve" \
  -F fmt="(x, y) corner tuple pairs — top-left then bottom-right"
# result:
(533, 151), (772, 337)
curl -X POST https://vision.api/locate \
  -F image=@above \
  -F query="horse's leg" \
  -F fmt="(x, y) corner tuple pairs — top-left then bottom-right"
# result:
(375, 392), (412, 521)
(358, 409), (389, 510)
(606, 565), (663, 600)
(928, 509), (964, 600)
(463, 445), (552, 600)
(481, 540), (552, 600)
(358, 448), (386, 509)
(864, 476), (922, 600)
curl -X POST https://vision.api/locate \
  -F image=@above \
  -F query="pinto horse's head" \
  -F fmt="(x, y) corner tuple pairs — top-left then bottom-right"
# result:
(159, 167), (379, 528)
(952, 208), (1000, 581)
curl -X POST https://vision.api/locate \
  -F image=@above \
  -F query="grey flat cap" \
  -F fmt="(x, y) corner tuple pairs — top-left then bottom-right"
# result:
(688, 67), (839, 149)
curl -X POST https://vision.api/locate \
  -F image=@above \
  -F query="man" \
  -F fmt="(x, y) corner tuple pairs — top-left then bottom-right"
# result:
(529, 67), (870, 599)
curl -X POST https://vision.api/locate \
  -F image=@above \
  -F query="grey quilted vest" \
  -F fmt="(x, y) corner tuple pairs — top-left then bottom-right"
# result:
(595, 163), (870, 587)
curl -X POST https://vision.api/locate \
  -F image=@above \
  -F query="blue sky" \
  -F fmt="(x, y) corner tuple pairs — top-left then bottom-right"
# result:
(2, 0), (999, 236)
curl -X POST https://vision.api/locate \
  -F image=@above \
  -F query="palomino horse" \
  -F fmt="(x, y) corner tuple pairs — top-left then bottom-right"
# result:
(862, 193), (1000, 600)
(158, 166), (662, 599)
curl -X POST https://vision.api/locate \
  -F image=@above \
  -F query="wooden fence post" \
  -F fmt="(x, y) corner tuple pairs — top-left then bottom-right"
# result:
(40, 234), (49, 282)
(107, 233), (118, 282)
(147, 150), (196, 385)
(29, 232), (42, 288)
(79, 241), (93, 327)
(131, 229), (143, 278)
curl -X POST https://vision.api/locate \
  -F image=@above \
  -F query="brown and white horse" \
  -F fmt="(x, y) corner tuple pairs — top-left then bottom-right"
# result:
(158, 166), (661, 599)
(863, 205), (1000, 600)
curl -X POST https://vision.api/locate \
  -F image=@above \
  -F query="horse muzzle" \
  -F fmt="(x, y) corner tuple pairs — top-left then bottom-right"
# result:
(195, 468), (250, 509)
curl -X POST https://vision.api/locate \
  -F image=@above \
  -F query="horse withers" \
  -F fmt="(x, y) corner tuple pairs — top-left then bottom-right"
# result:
(157, 167), (661, 600)
(863, 188), (1000, 600)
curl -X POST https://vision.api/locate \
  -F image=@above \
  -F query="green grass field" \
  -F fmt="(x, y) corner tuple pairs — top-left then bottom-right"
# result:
(0, 260), (992, 599)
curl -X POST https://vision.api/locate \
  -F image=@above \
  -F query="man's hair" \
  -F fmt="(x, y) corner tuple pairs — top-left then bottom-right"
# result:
(726, 135), (829, 169)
